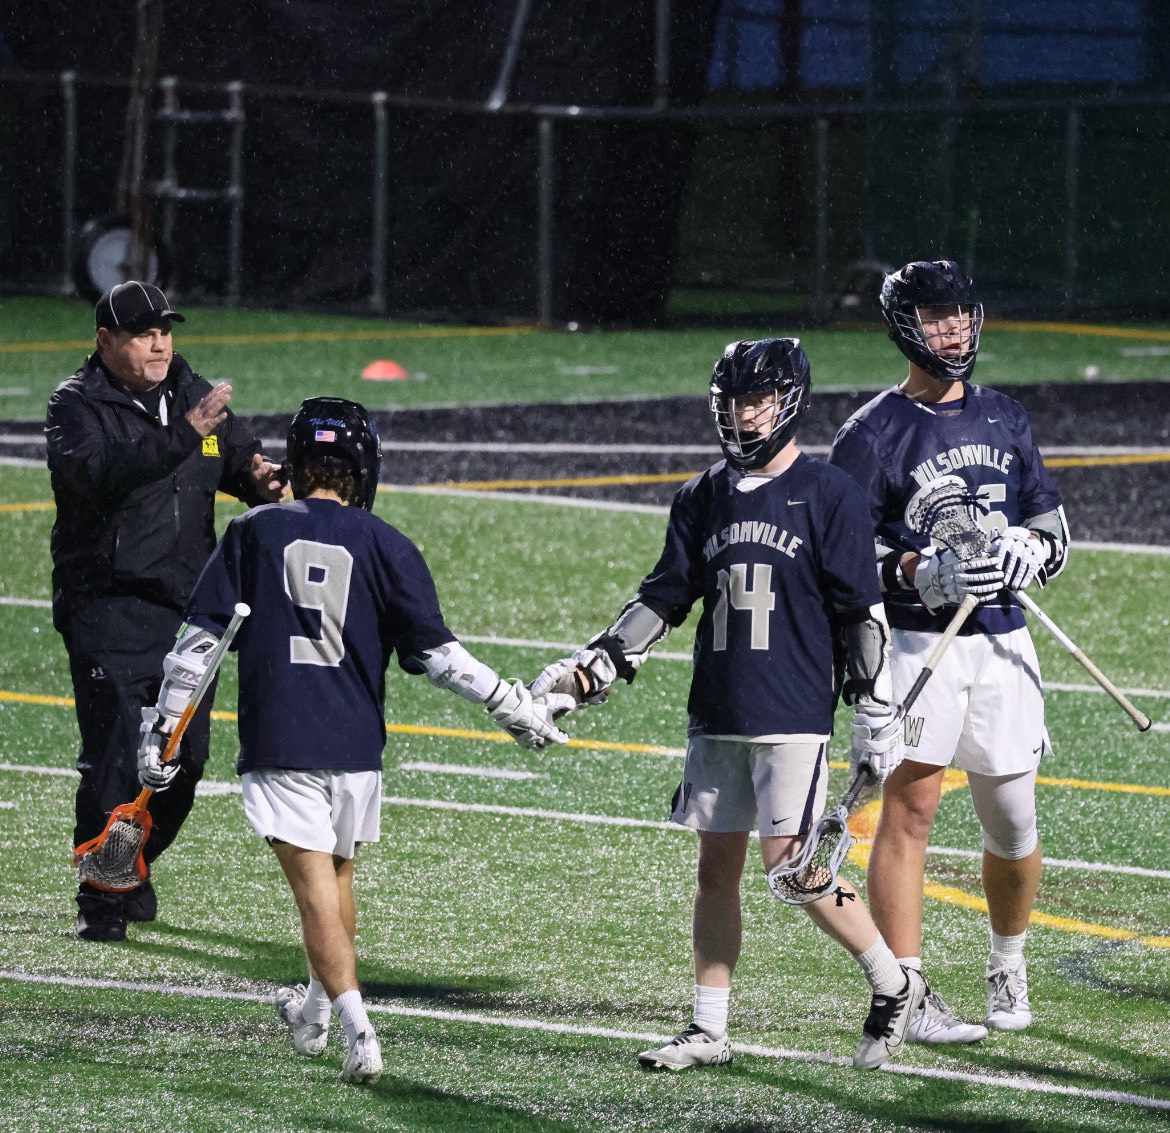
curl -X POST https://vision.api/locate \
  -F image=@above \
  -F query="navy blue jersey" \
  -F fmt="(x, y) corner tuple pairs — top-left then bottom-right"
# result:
(829, 384), (1063, 635)
(638, 454), (881, 738)
(185, 498), (454, 773)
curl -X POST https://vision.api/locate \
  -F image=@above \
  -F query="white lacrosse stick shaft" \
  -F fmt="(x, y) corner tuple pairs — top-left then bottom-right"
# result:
(1014, 591), (1151, 731)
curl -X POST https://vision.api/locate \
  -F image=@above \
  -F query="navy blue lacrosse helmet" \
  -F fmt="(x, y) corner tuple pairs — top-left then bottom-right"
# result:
(709, 338), (811, 472)
(880, 260), (983, 383)
(287, 397), (382, 510)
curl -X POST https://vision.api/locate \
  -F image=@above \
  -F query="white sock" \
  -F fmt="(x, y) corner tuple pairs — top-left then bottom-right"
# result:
(333, 989), (373, 1047)
(897, 956), (923, 973)
(692, 984), (730, 1038)
(303, 977), (331, 1026)
(856, 939), (906, 996)
(990, 929), (1026, 964)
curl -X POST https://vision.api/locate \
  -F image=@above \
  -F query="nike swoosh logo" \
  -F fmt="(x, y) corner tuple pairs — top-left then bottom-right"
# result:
(787, 500), (806, 506)
(771, 818), (787, 825)
(987, 417), (1000, 424)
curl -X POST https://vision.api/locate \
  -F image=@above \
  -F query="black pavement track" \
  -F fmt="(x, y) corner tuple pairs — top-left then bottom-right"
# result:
(5, 381), (1169, 544)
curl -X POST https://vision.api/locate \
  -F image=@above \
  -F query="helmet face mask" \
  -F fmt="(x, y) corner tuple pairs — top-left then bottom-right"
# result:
(286, 397), (382, 511)
(881, 260), (983, 383)
(709, 338), (811, 472)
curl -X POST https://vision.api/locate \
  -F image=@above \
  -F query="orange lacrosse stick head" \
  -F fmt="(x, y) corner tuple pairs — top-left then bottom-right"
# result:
(73, 795), (154, 892)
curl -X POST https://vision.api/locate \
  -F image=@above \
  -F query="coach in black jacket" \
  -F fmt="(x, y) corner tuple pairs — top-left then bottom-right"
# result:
(46, 282), (285, 941)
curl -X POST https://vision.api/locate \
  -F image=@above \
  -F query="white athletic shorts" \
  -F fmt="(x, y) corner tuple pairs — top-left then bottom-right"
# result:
(671, 736), (829, 836)
(241, 769), (382, 859)
(891, 626), (1048, 776)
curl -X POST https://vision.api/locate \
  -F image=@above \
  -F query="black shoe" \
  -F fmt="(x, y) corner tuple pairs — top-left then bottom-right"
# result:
(122, 880), (157, 922)
(76, 912), (127, 942)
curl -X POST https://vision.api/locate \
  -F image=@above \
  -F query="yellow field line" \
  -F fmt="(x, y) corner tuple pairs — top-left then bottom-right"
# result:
(0, 326), (536, 354)
(985, 319), (1170, 341)
(8, 688), (1165, 794)
(920, 880), (1170, 949)
(1036, 773), (1170, 797)
(0, 501), (56, 513)
(425, 472), (695, 491)
(1045, 453), (1170, 468)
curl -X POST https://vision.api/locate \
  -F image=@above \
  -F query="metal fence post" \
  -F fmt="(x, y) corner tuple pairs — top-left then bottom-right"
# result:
(60, 71), (77, 293)
(371, 91), (388, 313)
(226, 81), (245, 305)
(1063, 107), (1080, 316)
(811, 116), (830, 322)
(654, 0), (671, 109)
(537, 116), (554, 327)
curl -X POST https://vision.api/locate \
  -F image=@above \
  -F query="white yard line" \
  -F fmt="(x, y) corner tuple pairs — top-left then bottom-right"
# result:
(0, 970), (1165, 1111)
(0, 596), (51, 608)
(397, 760), (544, 780)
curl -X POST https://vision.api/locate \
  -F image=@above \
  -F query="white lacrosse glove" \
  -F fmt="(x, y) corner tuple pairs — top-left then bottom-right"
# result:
(528, 648), (617, 719)
(137, 706), (181, 791)
(486, 679), (570, 751)
(913, 546), (1004, 613)
(849, 708), (905, 785)
(991, 526), (1045, 591)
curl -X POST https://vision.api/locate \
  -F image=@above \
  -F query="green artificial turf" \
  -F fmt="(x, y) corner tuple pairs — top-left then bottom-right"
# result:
(1, 467), (1168, 1131)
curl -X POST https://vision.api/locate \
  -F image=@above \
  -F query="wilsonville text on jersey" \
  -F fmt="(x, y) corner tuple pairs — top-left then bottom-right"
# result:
(702, 521), (804, 562)
(910, 443), (1014, 487)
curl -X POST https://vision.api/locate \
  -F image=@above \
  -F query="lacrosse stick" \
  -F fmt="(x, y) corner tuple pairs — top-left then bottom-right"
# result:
(767, 476), (985, 905)
(1012, 591), (1150, 731)
(74, 603), (250, 891)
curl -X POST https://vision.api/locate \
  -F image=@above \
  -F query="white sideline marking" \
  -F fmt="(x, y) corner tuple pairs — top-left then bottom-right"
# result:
(0, 971), (1165, 1112)
(1153, 722), (1170, 733)
(0, 801), (14, 809)
(0, 596), (51, 608)
(397, 760), (544, 781)
(384, 485), (673, 514)
(1, 762), (1166, 878)
(382, 794), (678, 832)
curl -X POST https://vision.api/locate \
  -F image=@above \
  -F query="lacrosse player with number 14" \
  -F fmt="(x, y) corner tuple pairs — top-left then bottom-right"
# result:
(534, 340), (926, 1072)
(830, 261), (1069, 1042)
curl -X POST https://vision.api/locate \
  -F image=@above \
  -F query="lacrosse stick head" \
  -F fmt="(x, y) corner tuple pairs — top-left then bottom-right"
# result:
(904, 475), (990, 561)
(766, 805), (853, 906)
(74, 800), (152, 892)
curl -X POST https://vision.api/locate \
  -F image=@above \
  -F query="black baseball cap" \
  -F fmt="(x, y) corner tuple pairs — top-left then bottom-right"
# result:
(95, 282), (185, 333)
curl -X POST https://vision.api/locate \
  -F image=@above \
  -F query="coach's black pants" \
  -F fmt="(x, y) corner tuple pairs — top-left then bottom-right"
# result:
(59, 596), (214, 918)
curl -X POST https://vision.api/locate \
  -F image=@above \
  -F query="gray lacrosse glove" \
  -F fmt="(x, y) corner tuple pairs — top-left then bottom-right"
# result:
(849, 708), (905, 785)
(528, 649), (616, 719)
(486, 679), (570, 751)
(914, 545), (1004, 612)
(137, 706), (180, 791)
(991, 526), (1045, 590)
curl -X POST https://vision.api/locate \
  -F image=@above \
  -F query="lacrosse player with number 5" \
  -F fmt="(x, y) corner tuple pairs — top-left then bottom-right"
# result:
(533, 340), (926, 1072)
(829, 261), (1069, 1041)
(136, 397), (567, 1085)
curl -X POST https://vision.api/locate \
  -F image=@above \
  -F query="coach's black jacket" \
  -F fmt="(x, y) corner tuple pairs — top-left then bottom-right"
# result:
(46, 352), (263, 620)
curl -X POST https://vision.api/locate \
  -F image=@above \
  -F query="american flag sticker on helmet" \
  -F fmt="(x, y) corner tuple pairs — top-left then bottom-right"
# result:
(315, 429), (336, 442)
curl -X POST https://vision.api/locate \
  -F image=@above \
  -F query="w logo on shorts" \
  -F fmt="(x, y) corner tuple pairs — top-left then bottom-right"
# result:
(903, 716), (925, 748)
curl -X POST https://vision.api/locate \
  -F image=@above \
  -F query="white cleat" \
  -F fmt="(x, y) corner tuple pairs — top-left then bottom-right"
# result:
(341, 1030), (383, 1085)
(986, 957), (1032, 1031)
(908, 986), (988, 1044)
(274, 984), (330, 1057)
(637, 1024), (732, 1070)
(854, 966), (927, 1070)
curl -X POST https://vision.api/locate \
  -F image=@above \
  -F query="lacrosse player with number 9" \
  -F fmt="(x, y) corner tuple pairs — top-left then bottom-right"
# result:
(533, 339), (927, 1073)
(829, 261), (1069, 1042)
(136, 397), (567, 1086)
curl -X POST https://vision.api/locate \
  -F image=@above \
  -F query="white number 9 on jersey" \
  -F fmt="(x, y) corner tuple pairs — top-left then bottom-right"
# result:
(283, 539), (354, 666)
